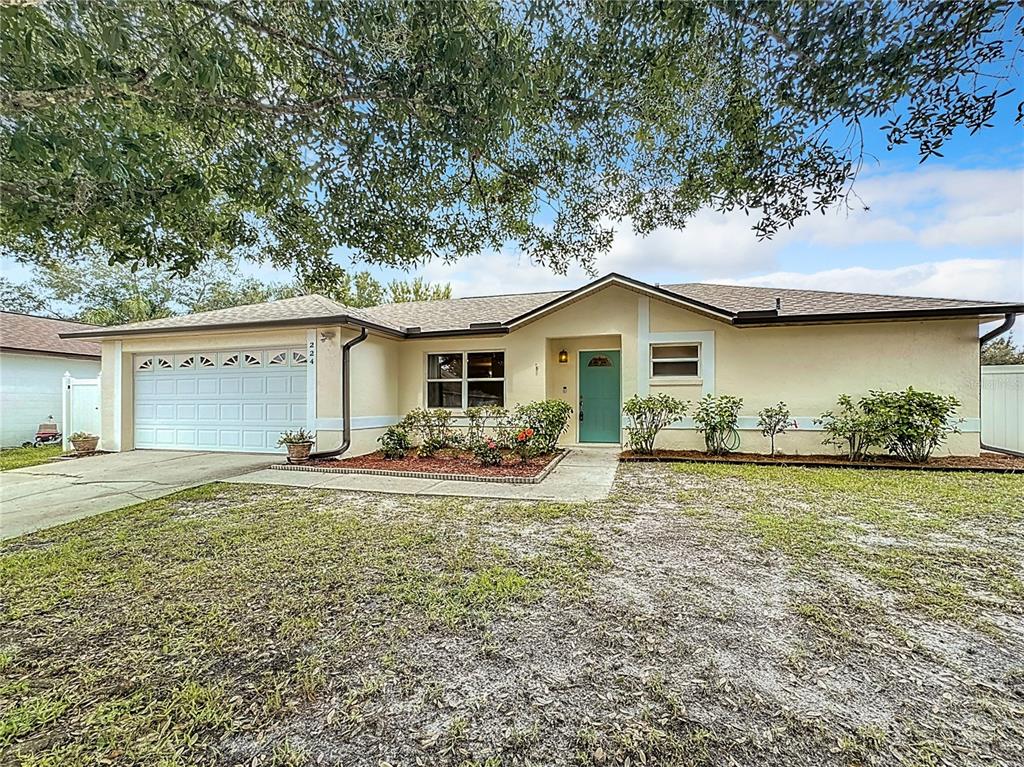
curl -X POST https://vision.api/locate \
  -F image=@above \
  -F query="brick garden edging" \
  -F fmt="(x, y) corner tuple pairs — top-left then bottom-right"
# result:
(619, 453), (1023, 474)
(269, 449), (568, 484)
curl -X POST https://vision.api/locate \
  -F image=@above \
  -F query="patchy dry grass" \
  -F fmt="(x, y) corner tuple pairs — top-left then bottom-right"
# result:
(0, 445), (61, 472)
(1, 463), (1022, 766)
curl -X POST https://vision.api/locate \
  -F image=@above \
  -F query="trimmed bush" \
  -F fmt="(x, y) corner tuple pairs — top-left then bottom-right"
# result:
(757, 402), (792, 456)
(622, 394), (688, 454)
(377, 426), (412, 459)
(862, 387), (962, 462)
(401, 408), (458, 449)
(509, 400), (573, 454)
(693, 394), (743, 454)
(471, 437), (503, 466)
(816, 395), (883, 461)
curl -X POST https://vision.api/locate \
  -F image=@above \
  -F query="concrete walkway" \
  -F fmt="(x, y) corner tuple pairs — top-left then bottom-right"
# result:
(225, 446), (620, 502)
(1, 450), (275, 540)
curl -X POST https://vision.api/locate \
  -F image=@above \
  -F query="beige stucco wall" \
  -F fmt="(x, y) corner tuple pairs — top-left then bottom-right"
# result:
(394, 286), (980, 456)
(647, 299), (980, 455)
(95, 283), (982, 458)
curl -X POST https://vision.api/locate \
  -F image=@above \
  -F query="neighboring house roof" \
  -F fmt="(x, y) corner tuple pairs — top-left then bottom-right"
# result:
(60, 273), (1022, 341)
(0, 312), (102, 358)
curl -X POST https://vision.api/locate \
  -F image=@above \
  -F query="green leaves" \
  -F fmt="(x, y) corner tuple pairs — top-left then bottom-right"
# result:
(0, 0), (1019, 276)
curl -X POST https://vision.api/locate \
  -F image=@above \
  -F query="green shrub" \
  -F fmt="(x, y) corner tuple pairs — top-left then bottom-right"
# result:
(511, 426), (539, 463)
(418, 435), (449, 458)
(377, 426), (412, 459)
(509, 400), (573, 454)
(815, 395), (885, 461)
(464, 405), (507, 446)
(692, 394), (743, 454)
(622, 394), (688, 454)
(401, 408), (458, 448)
(861, 387), (961, 462)
(471, 437), (504, 466)
(757, 402), (792, 456)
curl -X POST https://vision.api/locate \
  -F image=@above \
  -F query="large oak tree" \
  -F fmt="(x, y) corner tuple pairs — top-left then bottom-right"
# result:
(1, 1), (1020, 279)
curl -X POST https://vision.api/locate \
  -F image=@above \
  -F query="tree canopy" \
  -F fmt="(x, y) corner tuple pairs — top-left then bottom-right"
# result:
(1, 1), (1020, 277)
(0, 255), (451, 325)
(982, 335), (1024, 365)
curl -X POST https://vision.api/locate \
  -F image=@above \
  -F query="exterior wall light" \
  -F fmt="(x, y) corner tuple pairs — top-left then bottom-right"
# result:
(558, 349), (569, 364)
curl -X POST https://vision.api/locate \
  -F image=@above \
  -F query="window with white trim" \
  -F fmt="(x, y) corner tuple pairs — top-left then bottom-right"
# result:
(650, 343), (700, 378)
(426, 351), (505, 409)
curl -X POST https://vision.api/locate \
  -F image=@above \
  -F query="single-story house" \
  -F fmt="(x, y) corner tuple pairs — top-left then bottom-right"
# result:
(1, 312), (102, 446)
(59, 273), (1021, 457)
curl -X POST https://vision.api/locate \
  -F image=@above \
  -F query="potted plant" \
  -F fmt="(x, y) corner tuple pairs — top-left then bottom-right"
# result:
(69, 431), (100, 454)
(277, 428), (315, 464)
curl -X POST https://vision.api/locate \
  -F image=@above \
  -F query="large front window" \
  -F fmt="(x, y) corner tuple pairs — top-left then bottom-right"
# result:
(427, 351), (505, 408)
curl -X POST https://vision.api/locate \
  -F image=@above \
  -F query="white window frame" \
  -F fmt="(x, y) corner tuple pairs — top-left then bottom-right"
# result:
(650, 342), (701, 380)
(425, 350), (506, 410)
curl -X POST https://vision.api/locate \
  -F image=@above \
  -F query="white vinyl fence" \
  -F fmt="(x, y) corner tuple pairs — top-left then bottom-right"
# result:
(61, 372), (102, 451)
(981, 365), (1024, 453)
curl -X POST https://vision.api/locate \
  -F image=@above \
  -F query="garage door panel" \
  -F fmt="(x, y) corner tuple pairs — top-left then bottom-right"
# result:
(134, 347), (307, 453)
(242, 431), (266, 449)
(197, 404), (218, 421)
(242, 403), (265, 421)
(242, 378), (265, 395)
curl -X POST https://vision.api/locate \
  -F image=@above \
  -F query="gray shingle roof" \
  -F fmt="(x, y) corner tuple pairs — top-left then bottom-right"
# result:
(360, 291), (566, 333)
(0, 312), (101, 357)
(662, 282), (1010, 318)
(60, 274), (1021, 340)
(61, 294), (403, 337)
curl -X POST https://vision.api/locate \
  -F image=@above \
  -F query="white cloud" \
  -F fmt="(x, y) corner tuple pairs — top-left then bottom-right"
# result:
(597, 211), (780, 278)
(417, 251), (587, 297)
(720, 258), (1024, 303)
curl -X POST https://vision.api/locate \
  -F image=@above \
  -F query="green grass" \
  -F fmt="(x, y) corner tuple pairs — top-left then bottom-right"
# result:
(2, 465), (1022, 766)
(0, 445), (62, 472)
(0, 485), (603, 765)
(674, 462), (1024, 627)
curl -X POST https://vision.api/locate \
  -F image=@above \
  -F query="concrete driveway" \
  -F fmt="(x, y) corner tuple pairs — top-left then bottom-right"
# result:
(1, 450), (275, 540)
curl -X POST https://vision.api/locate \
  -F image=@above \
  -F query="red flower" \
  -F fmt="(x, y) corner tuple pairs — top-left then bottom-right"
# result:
(525, 427), (535, 437)
(516, 431), (527, 442)
(487, 440), (496, 449)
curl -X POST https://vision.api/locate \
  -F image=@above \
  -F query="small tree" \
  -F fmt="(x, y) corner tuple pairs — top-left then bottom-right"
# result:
(692, 395), (743, 455)
(861, 388), (962, 463)
(816, 395), (884, 461)
(622, 394), (688, 454)
(757, 402), (792, 456)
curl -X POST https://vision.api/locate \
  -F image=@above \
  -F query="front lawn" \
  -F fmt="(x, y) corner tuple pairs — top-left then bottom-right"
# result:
(0, 445), (62, 472)
(1, 464), (1021, 766)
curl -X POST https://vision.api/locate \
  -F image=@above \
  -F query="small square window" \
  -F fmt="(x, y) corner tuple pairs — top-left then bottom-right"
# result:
(651, 343), (700, 378)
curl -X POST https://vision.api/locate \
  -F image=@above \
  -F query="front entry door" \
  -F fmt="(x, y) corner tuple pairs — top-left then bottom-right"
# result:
(579, 350), (621, 443)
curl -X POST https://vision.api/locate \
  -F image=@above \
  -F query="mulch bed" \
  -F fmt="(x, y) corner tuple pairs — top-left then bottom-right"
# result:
(620, 449), (1024, 473)
(308, 449), (561, 478)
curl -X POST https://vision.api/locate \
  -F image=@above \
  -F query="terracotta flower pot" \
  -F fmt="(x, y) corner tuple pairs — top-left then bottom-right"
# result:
(71, 436), (99, 454)
(286, 441), (313, 464)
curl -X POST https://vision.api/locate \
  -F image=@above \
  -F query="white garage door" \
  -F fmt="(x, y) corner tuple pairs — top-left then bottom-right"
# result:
(133, 348), (308, 453)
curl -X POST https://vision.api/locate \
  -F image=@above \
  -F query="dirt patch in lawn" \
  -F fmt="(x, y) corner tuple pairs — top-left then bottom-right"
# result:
(2, 463), (1022, 766)
(308, 448), (562, 477)
(621, 448), (1024, 472)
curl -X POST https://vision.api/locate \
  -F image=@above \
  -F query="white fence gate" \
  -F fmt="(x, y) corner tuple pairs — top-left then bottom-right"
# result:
(981, 365), (1024, 453)
(62, 372), (101, 451)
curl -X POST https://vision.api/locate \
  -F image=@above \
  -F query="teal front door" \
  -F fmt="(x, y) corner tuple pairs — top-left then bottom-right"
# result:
(579, 350), (621, 443)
